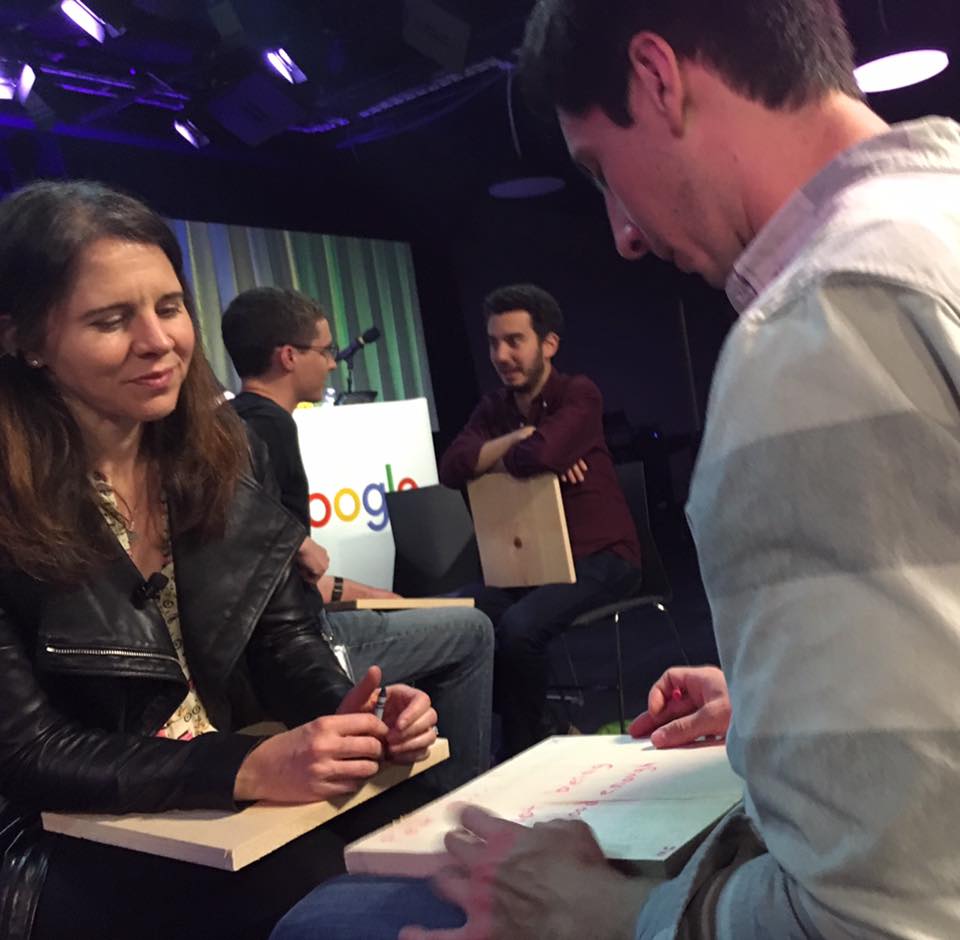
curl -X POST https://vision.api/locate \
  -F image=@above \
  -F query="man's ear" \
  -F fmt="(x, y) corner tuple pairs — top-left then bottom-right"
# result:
(626, 31), (687, 138)
(542, 331), (560, 361)
(275, 344), (297, 373)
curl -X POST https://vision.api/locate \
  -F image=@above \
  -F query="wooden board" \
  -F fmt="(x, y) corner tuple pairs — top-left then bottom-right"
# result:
(326, 598), (475, 612)
(467, 473), (575, 587)
(42, 739), (449, 871)
(346, 736), (742, 879)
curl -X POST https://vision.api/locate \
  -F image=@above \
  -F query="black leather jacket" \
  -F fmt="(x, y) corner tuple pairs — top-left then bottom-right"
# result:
(0, 450), (353, 939)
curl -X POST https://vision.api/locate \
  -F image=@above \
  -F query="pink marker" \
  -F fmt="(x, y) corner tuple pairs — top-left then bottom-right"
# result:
(671, 688), (684, 703)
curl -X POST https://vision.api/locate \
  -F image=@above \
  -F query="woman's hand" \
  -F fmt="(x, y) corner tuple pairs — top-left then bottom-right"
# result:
(339, 666), (439, 764)
(232, 711), (385, 803)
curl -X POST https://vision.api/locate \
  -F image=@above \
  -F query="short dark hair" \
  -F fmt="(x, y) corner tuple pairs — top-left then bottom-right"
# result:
(520, 0), (862, 127)
(483, 284), (564, 340)
(222, 287), (326, 378)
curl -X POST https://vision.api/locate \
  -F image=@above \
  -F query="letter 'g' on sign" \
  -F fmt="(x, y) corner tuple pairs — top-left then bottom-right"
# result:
(309, 464), (418, 532)
(362, 483), (387, 532)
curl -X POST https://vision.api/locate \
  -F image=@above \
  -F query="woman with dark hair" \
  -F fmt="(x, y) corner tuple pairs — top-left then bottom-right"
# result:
(0, 180), (439, 939)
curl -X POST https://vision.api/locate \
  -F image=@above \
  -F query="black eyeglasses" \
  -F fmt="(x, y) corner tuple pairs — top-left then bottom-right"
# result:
(286, 342), (339, 361)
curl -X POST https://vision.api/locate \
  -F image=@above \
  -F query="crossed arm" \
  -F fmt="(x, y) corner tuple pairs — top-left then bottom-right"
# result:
(439, 379), (606, 489)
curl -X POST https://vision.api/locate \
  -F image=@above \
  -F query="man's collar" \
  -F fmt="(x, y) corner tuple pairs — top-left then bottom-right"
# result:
(239, 383), (296, 415)
(726, 117), (960, 313)
(504, 366), (562, 411)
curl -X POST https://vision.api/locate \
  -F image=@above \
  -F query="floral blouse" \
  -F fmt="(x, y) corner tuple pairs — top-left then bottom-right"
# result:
(93, 475), (217, 740)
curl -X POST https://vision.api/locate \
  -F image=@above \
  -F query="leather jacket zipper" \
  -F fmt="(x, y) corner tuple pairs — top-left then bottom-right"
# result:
(45, 644), (181, 667)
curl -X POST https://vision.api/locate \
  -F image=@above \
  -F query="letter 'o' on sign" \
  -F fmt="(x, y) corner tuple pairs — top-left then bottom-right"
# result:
(309, 493), (331, 527)
(334, 488), (361, 522)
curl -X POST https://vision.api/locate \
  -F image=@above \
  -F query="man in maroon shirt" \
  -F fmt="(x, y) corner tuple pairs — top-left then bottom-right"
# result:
(440, 283), (643, 756)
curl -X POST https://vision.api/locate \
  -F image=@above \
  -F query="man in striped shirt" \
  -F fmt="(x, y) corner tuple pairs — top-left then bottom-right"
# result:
(271, 2), (960, 937)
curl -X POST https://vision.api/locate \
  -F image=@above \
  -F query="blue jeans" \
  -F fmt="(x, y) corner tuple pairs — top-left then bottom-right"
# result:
(322, 606), (494, 794)
(271, 875), (462, 940)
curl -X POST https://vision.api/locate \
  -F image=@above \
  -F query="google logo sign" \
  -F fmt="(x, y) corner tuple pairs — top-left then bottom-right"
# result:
(309, 463), (418, 533)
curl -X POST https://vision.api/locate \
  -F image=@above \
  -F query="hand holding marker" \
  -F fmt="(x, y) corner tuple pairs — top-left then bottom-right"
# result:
(374, 686), (388, 722)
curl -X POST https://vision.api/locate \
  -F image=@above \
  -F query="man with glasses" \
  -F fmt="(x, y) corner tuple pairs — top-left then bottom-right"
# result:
(222, 287), (356, 600)
(221, 287), (495, 794)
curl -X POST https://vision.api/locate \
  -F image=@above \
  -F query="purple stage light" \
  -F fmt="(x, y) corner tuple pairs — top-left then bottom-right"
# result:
(18, 64), (35, 104)
(855, 50), (949, 93)
(40, 67), (132, 90)
(57, 82), (114, 99)
(173, 118), (209, 149)
(293, 117), (350, 135)
(60, 0), (106, 42)
(0, 62), (35, 104)
(265, 49), (307, 85)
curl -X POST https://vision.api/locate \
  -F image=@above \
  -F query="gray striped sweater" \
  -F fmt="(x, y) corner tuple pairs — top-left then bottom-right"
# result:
(637, 118), (960, 939)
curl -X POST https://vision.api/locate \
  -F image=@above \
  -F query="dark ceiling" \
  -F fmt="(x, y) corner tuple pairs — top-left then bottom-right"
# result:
(1, 0), (959, 228)
(0, 1), (539, 155)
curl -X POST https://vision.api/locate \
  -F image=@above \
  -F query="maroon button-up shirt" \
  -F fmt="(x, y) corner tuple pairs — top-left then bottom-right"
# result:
(439, 369), (642, 570)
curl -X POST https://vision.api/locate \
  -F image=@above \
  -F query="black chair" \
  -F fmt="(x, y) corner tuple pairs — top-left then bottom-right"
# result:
(385, 485), (482, 597)
(551, 461), (688, 733)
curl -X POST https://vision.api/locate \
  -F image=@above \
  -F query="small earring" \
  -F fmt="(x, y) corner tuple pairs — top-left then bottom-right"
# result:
(26, 357), (41, 368)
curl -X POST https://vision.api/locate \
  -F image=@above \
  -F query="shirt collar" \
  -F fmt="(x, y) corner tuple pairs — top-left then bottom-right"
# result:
(726, 117), (960, 314)
(504, 366), (562, 416)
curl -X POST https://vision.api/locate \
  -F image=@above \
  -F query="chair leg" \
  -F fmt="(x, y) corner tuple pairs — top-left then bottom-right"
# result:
(548, 646), (579, 729)
(661, 606), (690, 666)
(560, 633), (583, 708)
(562, 633), (582, 699)
(614, 611), (626, 733)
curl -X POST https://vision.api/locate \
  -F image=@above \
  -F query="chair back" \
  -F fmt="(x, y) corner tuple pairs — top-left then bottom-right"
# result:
(615, 461), (672, 603)
(385, 485), (482, 596)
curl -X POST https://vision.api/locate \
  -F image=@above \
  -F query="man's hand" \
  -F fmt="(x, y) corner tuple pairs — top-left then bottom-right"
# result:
(296, 538), (330, 583)
(560, 458), (589, 485)
(362, 584), (403, 601)
(339, 666), (438, 764)
(399, 807), (655, 940)
(318, 575), (400, 603)
(629, 666), (731, 748)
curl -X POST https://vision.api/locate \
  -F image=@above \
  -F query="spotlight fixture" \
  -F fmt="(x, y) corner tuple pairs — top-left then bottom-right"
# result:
(60, 0), (122, 44)
(0, 61), (35, 104)
(173, 118), (210, 148)
(264, 49), (306, 85)
(854, 49), (949, 93)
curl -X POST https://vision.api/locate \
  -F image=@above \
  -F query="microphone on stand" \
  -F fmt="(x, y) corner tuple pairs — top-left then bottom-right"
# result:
(335, 327), (381, 402)
(336, 327), (381, 363)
